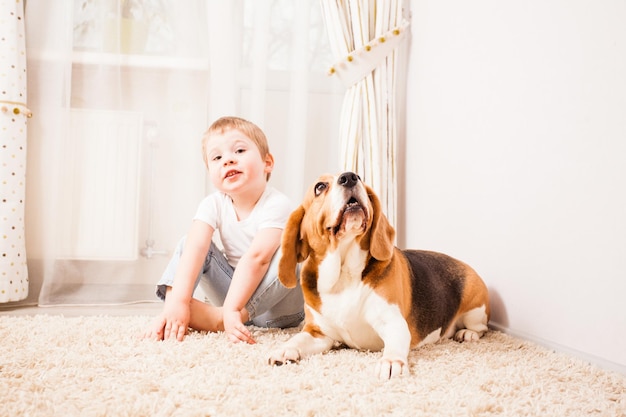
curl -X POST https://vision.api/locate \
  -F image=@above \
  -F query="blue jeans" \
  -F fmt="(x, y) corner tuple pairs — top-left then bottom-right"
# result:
(156, 237), (304, 328)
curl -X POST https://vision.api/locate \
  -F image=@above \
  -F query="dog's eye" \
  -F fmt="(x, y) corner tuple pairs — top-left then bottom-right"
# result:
(314, 182), (328, 196)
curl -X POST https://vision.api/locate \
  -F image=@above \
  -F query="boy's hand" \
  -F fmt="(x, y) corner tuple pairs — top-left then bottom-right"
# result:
(223, 310), (256, 344)
(141, 297), (190, 341)
(161, 297), (191, 341)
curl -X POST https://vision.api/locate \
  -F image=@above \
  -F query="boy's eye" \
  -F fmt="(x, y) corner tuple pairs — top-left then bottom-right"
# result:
(211, 155), (221, 161)
(314, 182), (328, 196)
(235, 148), (246, 154)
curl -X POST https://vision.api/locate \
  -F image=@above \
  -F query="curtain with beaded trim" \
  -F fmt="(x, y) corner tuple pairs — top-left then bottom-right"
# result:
(0, 0), (30, 303)
(320, 0), (410, 228)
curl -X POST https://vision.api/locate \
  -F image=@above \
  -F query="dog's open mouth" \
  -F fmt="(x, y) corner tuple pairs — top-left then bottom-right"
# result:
(331, 197), (368, 236)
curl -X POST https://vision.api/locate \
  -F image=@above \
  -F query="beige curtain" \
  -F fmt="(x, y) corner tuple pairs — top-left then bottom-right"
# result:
(320, 0), (410, 227)
(0, 0), (30, 303)
(25, 0), (343, 306)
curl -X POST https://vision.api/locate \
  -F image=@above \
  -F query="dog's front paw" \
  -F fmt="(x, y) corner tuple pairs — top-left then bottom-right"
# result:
(268, 348), (301, 366)
(375, 357), (408, 380)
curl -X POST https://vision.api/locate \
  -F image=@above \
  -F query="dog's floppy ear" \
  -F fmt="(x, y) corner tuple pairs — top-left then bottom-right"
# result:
(367, 186), (396, 261)
(278, 205), (310, 288)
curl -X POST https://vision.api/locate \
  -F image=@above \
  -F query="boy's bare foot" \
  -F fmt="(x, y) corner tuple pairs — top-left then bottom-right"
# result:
(188, 299), (225, 333)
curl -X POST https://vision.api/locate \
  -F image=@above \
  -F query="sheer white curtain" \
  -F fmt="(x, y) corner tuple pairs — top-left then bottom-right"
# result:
(25, 0), (342, 306)
(0, 0), (30, 303)
(320, 0), (410, 227)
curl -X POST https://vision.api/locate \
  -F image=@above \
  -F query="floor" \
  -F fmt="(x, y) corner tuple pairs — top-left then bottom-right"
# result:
(0, 302), (162, 317)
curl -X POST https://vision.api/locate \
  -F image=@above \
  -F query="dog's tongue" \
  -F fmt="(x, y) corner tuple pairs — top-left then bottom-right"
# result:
(341, 205), (365, 232)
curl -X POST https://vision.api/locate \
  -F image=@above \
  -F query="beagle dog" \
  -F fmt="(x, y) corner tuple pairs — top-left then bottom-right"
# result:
(268, 172), (490, 379)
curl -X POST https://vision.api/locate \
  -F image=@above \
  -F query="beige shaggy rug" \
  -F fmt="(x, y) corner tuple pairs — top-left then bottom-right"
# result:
(1, 315), (625, 417)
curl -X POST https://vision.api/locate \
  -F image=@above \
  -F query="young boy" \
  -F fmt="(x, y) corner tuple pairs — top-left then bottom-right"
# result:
(142, 116), (304, 344)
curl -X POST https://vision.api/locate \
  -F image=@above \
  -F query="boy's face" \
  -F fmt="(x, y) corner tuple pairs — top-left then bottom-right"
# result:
(204, 128), (273, 196)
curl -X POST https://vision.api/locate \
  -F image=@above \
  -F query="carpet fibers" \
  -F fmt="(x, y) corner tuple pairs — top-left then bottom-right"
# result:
(1, 315), (624, 417)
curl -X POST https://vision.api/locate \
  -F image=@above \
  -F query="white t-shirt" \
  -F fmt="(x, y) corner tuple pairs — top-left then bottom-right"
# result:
(193, 186), (295, 267)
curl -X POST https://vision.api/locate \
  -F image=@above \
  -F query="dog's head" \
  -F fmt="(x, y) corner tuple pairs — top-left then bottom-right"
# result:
(279, 172), (396, 288)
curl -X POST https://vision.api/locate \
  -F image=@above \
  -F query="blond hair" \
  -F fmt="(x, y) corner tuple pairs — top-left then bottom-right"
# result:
(202, 116), (271, 180)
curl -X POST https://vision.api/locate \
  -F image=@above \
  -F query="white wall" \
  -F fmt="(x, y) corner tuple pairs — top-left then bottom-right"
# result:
(403, 0), (626, 373)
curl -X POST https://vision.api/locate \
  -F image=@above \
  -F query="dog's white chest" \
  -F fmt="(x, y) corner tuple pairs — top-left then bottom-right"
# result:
(315, 286), (386, 351)
(316, 244), (363, 293)
(312, 247), (390, 351)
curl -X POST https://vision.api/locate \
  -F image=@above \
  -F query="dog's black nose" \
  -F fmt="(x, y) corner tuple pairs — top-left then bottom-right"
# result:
(338, 172), (359, 188)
